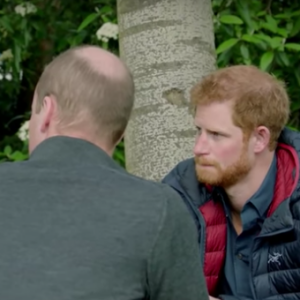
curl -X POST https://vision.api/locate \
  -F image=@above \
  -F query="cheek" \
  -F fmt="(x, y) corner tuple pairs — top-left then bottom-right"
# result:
(215, 143), (243, 166)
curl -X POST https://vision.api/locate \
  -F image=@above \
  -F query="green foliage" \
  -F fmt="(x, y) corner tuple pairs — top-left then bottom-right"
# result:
(0, 0), (118, 137)
(0, 0), (121, 162)
(0, 0), (299, 166)
(213, 0), (300, 129)
(113, 140), (125, 168)
(0, 144), (28, 162)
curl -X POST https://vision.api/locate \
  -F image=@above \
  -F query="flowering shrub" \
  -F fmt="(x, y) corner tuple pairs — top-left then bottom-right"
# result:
(14, 2), (37, 16)
(0, 0), (123, 164)
(96, 22), (118, 42)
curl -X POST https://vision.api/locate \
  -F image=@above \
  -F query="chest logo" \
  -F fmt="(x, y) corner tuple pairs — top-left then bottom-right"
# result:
(268, 252), (282, 265)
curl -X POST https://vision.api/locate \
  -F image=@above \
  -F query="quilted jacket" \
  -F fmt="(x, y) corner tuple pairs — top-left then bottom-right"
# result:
(163, 128), (300, 300)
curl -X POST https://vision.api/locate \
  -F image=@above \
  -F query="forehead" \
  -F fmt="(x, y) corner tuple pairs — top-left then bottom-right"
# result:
(194, 101), (238, 132)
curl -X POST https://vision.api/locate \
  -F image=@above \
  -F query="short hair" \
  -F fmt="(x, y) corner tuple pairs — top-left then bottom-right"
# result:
(35, 45), (134, 145)
(191, 65), (290, 150)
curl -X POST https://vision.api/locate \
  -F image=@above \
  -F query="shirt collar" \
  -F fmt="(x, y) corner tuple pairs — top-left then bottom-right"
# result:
(243, 154), (277, 218)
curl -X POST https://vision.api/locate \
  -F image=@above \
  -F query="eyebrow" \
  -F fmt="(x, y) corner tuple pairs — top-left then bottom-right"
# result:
(195, 125), (231, 137)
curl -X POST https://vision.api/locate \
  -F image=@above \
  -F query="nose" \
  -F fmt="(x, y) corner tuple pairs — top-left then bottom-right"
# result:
(193, 132), (210, 156)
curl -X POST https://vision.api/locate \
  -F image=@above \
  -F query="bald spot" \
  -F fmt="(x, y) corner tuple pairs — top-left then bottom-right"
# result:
(73, 46), (130, 82)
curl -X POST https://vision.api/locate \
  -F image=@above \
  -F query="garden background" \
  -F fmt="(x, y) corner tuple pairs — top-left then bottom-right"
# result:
(0, 0), (299, 167)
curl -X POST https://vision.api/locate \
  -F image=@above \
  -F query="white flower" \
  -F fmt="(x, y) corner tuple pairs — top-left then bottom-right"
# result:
(18, 121), (29, 141)
(15, 2), (37, 17)
(0, 74), (3, 80)
(5, 73), (12, 81)
(0, 49), (13, 61)
(96, 22), (118, 42)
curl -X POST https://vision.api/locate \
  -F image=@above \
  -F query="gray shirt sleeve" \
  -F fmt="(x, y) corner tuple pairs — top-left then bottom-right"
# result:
(146, 185), (209, 300)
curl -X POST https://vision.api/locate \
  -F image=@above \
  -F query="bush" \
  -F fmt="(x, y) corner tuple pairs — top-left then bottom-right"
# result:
(213, 0), (300, 130)
(0, 0), (299, 165)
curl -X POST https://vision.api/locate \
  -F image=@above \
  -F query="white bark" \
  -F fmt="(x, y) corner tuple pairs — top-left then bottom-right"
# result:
(117, 0), (216, 181)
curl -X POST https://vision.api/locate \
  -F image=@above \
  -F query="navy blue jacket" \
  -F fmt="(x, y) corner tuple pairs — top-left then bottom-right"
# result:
(163, 128), (300, 300)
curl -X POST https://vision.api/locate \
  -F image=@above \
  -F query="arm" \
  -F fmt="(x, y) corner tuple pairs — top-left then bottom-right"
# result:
(146, 185), (208, 300)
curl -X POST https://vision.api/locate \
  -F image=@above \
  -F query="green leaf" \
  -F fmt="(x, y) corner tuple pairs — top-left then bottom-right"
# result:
(13, 42), (21, 73)
(100, 6), (113, 14)
(290, 10), (300, 17)
(219, 15), (244, 25)
(257, 11), (266, 17)
(4, 145), (12, 156)
(101, 15), (110, 23)
(250, 20), (259, 31)
(295, 69), (300, 86)
(290, 18), (300, 37)
(285, 43), (300, 51)
(277, 52), (290, 67)
(236, 0), (252, 29)
(10, 151), (27, 161)
(240, 44), (249, 60)
(266, 15), (278, 32)
(24, 30), (31, 48)
(0, 16), (14, 33)
(277, 28), (288, 38)
(270, 37), (284, 49)
(261, 21), (277, 34)
(287, 125), (299, 131)
(241, 34), (262, 44)
(255, 33), (272, 43)
(217, 49), (232, 66)
(260, 51), (274, 71)
(216, 38), (239, 54)
(68, 32), (86, 47)
(77, 13), (99, 32)
(278, 44), (285, 52)
(290, 101), (300, 112)
(274, 13), (291, 19)
(287, 22), (293, 32)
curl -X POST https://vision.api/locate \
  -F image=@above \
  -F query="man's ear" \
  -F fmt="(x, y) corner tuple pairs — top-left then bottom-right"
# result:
(253, 126), (270, 153)
(116, 131), (125, 145)
(40, 95), (57, 133)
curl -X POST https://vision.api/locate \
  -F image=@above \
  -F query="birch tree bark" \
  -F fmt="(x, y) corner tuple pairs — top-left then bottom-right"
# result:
(117, 0), (216, 181)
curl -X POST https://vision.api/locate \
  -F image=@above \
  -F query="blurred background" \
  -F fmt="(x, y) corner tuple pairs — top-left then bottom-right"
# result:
(0, 0), (299, 166)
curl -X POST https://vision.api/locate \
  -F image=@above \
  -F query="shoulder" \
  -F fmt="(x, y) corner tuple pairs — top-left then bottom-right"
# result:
(0, 160), (30, 175)
(117, 167), (185, 203)
(110, 166), (194, 220)
(162, 157), (195, 185)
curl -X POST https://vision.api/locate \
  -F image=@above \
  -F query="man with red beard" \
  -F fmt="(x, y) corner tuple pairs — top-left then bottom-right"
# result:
(163, 65), (300, 300)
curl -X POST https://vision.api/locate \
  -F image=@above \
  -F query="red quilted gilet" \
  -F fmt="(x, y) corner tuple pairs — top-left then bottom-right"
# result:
(199, 199), (226, 295)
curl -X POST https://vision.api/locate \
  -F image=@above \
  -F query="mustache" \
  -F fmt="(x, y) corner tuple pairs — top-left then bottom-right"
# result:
(195, 156), (217, 166)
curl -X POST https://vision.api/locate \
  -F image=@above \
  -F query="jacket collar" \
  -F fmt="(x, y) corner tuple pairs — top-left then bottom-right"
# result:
(29, 136), (124, 172)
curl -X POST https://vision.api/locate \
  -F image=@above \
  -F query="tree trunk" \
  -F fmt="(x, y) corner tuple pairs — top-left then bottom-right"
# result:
(117, 0), (216, 181)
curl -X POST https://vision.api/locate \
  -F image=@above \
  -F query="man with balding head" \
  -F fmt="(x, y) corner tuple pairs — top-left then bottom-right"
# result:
(0, 45), (208, 300)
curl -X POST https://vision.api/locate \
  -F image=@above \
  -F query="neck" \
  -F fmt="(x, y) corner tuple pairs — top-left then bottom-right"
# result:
(47, 129), (115, 156)
(225, 151), (275, 213)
